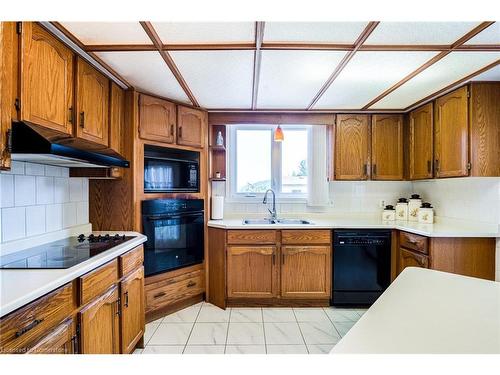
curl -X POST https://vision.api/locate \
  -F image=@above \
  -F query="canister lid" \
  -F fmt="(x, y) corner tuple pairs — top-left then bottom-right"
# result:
(421, 202), (433, 208)
(384, 205), (395, 210)
(397, 198), (408, 203)
(410, 194), (421, 199)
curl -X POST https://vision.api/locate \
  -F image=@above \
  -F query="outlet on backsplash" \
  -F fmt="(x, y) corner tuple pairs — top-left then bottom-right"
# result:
(379, 200), (386, 209)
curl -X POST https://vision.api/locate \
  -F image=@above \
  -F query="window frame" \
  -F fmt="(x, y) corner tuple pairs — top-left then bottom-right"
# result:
(227, 124), (310, 202)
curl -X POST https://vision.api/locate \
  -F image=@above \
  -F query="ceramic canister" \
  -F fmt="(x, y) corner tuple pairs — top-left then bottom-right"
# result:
(418, 202), (434, 224)
(395, 198), (409, 221)
(382, 205), (396, 221)
(408, 194), (422, 222)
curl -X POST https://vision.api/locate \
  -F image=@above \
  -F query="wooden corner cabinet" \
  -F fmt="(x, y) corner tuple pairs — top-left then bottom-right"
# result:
(334, 114), (370, 180)
(408, 103), (433, 180)
(371, 114), (404, 180)
(0, 245), (145, 354)
(20, 22), (74, 137)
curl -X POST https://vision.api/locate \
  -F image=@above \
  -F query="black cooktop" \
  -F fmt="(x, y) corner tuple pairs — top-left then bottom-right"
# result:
(0, 234), (136, 269)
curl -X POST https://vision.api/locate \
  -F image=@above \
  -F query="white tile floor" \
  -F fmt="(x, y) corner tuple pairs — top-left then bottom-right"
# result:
(135, 302), (366, 354)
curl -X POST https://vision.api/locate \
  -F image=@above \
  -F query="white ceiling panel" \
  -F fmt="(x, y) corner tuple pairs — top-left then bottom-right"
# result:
(263, 22), (368, 43)
(170, 51), (254, 108)
(62, 22), (151, 45)
(371, 52), (500, 109)
(314, 51), (439, 109)
(471, 64), (500, 81)
(257, 50), (347, 109)
(464, 22), (500, 44)
(365, 22), (481, 45)
(152, 22), (255, 44)
(95, 51), (190, 103)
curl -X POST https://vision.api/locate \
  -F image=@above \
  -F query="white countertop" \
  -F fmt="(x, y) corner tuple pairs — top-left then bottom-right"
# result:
(0, 231), (147, 318)
(331, 267), (500, 354)
(207, 215), (500, 237)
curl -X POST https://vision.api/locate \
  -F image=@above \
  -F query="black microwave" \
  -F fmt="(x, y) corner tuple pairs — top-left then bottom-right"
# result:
(144, 145), (200, 193)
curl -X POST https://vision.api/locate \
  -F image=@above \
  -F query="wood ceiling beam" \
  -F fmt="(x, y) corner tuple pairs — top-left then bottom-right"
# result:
(404, 58), (500, 112)
(306, 21), (380, 110)
(140, 21), (200, 107)
(361, 21), (495, 109)
(251, 22), (265, 110)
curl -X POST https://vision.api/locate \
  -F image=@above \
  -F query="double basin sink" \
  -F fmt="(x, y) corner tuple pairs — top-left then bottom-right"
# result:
(242, 218), (312, 225)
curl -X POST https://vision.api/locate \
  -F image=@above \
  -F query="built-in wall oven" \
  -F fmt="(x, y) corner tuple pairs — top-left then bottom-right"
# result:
(144, 145), (200, 193)
(142, 199), (204, 277)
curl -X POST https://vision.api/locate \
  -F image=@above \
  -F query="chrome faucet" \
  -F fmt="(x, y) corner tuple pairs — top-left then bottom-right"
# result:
(263, 189), (277, 221)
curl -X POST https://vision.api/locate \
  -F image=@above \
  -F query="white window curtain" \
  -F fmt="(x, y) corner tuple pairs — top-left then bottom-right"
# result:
(307, 125), (329, 206)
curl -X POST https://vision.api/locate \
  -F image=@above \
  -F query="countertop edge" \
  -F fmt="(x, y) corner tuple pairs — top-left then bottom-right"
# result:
(0, 233), (147, 318)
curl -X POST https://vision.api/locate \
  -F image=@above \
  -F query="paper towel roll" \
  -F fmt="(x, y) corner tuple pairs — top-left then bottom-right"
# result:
(211, 196), (224, 220)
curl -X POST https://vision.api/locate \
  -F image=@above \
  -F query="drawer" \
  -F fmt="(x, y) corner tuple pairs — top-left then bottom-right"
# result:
(399, 248), (429, 271)
(282, 230), (331, 245)
(227, 230), (277, 245)
(79, 259), (118, 306)
(145, 270), (205, 314)
(120, 245), (144, 277)
(399, 231), (428, 254)
(0, 283), (74, 353)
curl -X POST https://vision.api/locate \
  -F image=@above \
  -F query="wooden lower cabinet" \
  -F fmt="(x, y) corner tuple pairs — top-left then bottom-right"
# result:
(79, 285), (120, 354)
(27, 318), (76, 354)
(398, 248), (429, 273)
(120, 267), (145, 354)
(281, 246), (331, 299)
(227, 246), (278, 298)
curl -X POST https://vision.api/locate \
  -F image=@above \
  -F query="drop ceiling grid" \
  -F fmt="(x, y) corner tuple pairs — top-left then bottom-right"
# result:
(60, 22), (152, 45)
(364, 22), (483, 45)
(151, 22), (256, 44)
(370, 51), (500, 109)
(256, 50), (348, 109)
(263, 22), (369, 43)
(472, 64), (500, 80)
(95, 51), (190, 103)
(464, 22), (500, 45)
(312, 51), (440, 109)
(169, 50), (255, 108)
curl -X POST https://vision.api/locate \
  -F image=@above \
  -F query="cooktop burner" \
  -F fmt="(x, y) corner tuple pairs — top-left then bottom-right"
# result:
(0, 234), (136, 269)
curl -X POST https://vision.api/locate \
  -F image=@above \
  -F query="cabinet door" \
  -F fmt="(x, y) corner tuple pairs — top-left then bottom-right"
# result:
(281, 246), (331, 299)
(120, 267), (145, 354)
(139, 94), (176, 143)
(398, 248), (429, 275)
(76, 58), (109, 147)
(409, 103), (433, 180)
(20, 22), (74, 136)
(434, 86), (469, 178)
(334, 114), (370, 180)
(177, 106), (205, 148)
(27, 318), (76, 354)
(227, 246), (277, 298)
(371, 114), (403, 180)
(109, 82), (124, 155)
(79, 285), (120, 354)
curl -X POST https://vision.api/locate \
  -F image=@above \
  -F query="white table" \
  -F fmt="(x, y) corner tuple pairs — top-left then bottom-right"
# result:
(331, 267), (500, 354)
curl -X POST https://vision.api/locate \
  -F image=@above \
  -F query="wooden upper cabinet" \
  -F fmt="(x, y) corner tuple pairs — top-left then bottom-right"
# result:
(109, 82), (124, 155)
(139, 94), (176, 144)
(227, 246), (278, 299)
(371, 114), (404, 180)
(469, 83), (500, 177)
(409, 103), (433, 180)
(434, 86), (469, 178)
(75, 58), (109, 147)
(20, 22), (74, 136)
(120, 266), (145, 354)
(334, 114), (370, 180)
(280, 246), (331, 299)
(177, 106), (206, 149)
(79, 285), (120, 354)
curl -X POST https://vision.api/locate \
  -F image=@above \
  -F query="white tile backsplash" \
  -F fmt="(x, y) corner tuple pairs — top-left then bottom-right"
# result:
(0, 162), (89, 244)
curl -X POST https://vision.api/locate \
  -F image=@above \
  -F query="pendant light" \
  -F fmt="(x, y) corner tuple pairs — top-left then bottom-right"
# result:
(274, 125), (284, 142)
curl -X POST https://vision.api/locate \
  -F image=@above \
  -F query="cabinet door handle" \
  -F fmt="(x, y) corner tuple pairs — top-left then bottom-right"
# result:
(178, 126), (182, 138)
(372, 164), (377, 176)
(124, 291), (129, 308)
(68, 107), (73, 124)
(363, 163), (368, 177)
(170, 124), (174, 136)
(435, 159), (440, 172)
(15, 318), (44, 338)
(272, 252), (275, 265)
(154, 292), (166, 299)
(116, 298), (121, 316)
(79, 112), (85, 128)
(281, 253), (285, 265)
(427, 160), (432, 174)
(187, 281), (196, 288)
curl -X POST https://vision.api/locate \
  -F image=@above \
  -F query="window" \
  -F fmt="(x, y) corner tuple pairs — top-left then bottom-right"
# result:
(229, 125), (310, 198)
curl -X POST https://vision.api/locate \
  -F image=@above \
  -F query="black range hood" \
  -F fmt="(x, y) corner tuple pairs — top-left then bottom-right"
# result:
(10, 122), (130, 168)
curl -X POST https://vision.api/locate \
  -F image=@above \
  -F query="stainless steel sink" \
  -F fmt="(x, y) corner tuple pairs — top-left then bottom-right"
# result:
(242, 218), (312, 225)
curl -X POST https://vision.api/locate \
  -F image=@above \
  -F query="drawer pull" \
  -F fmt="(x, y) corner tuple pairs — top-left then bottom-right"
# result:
(15, 318), (44, 338)
(154, 292), (166, 299)
(187, 281), (196, 288)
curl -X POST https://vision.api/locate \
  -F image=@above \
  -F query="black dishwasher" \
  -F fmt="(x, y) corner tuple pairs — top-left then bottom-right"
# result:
(332, 230), (391, 306)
